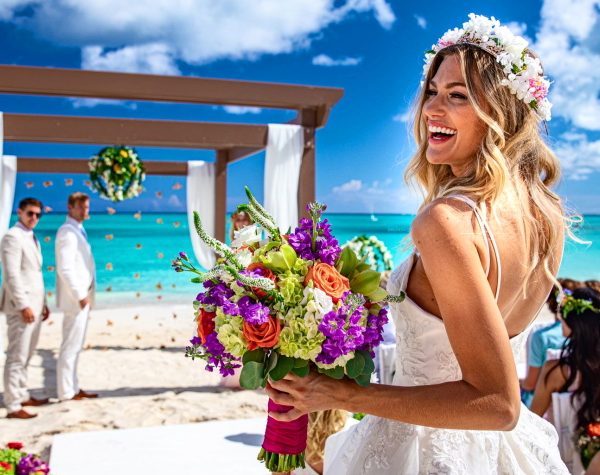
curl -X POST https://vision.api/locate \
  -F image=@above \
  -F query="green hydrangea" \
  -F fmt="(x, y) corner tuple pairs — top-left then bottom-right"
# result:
(314, 351), (355, 370)
(215, 309), (247, 357)
(278, 309), (325, 361)
(277, 272), (305, 306)
(256, 243), (298, 273)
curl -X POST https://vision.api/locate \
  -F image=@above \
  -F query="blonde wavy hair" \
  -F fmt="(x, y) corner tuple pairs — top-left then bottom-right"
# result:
(306, 410), (347, 468)
(405, 43), (570, 290)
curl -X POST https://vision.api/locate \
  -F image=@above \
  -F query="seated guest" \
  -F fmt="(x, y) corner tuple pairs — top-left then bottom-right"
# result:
(520, 278), (582, 406)
(531, 287), (600, 473)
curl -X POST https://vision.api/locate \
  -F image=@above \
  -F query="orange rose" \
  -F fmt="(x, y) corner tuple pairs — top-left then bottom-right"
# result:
(304, 262), (350, 303)
(587, 422), (600, 437)
(197, 309), (216, 344)
(243, 315), (281, 350)
(246, 262), (277, 298)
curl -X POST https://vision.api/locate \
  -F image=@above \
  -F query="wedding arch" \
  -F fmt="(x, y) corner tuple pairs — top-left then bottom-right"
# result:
(0, 65), (343, 268)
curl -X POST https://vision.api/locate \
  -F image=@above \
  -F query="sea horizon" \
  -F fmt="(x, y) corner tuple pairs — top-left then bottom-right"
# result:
(2, 211), (598, 309)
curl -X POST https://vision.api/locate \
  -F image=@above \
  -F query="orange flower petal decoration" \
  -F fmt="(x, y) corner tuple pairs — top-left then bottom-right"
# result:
(43, 181), (53, 188)
(588, 422), (600, 437)
(25, 181), (34, 189)
(64, 178), (74, 186)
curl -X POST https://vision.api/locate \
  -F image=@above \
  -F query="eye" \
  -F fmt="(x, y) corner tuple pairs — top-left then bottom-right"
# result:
(450, 92), (467, 100)
(425, 89), (437, 97)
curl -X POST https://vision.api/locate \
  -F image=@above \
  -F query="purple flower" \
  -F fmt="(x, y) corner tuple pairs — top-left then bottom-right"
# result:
(237, 296), (270, 325)
(196, 280), (234, 307)
(190, 336), (202, 345)
(288, 218), (341, 265)
(186, 332), (241, 377)
(316, 295), (367, 365)
(179, 251), (189, 261)
(359, 307), (389, 354)
(16, 454), (50, 475)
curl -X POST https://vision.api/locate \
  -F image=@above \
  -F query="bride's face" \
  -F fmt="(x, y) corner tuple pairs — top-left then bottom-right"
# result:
(422, 55), (487, 177)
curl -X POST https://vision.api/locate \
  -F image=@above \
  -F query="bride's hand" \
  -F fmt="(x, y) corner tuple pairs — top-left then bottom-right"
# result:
(265, 370), (346, 421)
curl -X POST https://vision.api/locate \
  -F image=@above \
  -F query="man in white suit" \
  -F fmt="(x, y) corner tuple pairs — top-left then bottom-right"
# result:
(1, 197), (50, 419)
(55, 192), (97, 401)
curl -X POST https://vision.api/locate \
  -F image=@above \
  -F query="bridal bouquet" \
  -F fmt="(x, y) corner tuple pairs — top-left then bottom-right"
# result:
(576, 422), (600, 469)
(0, 442), (50, 475)
(173, 187), (404, 472)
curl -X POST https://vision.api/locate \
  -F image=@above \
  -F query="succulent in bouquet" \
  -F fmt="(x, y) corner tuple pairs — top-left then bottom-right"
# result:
(173, 187), (404, 472)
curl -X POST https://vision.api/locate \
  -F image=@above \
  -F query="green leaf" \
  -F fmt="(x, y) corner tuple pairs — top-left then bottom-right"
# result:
(365, 287), (387, 302)
(190, 277), (202, 284)
(291, 365), (310, 377)
(356, 350), (375, 376)
(266, 350), (279, 374)
(239, 361), (264, 389)
(269, 354), (294, 381)
(345, 352), (365, 379)
(293, 358), (309, 368)
(350, 269), (381, 296)
(354, 371), (371, 387)
(242, 349), (265, 365)
(319, 366), (344, 379)
(336, 246), (359, 277)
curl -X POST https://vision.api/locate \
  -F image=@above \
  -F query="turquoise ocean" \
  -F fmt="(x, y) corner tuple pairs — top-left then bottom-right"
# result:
(3, 212), (599, 308)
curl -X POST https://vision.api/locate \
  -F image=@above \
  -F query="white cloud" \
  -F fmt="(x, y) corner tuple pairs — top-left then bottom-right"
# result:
(554, 136), (600, 180)
(333, 179), (363, 193)
(505, 21), (528, 39)
(4, 0), (394, 73)
(312, 54), (362, 66)
(330, 178), (421, 213)
(168, 194), (184, 208)
(223, 106), (262, 115)
(393, 110), (411, 123)
(71, 98), (138, 109)
(414, 14), (426, 29)
(82, 43), (179, 75)
(533, 0), (600, 130)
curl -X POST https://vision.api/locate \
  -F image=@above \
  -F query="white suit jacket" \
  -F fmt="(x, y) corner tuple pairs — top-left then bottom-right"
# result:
(0, 224), (45, 316)
(55, 217), (96, 312)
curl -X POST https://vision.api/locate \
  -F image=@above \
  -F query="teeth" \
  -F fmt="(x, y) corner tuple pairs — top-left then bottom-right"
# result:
(428, 125), (457, 135)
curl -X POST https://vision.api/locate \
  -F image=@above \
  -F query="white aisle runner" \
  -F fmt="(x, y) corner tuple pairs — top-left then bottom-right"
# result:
(50, 418), (267, 474)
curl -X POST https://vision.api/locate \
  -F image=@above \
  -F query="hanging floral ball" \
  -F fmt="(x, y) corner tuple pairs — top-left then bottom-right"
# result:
(345, 235), (394, 272)
(89, 146), (145, 202)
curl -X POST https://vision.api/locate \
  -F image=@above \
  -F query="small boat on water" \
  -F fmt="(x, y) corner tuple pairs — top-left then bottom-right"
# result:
(370, 213), (378, 222)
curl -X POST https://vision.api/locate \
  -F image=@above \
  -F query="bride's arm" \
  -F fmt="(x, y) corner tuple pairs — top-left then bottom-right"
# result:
(267, 201), (521, 431)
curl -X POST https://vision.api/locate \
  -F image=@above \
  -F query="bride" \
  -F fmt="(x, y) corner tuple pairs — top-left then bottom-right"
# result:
(268, 14), (571, 474)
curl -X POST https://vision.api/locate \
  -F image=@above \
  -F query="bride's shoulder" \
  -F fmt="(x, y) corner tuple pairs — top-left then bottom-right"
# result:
(411, 197), (476, 243)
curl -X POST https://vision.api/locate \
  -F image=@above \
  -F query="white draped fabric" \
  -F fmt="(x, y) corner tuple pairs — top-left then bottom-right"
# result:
(0, 155), (17, 240)
(0, 112), (18, 239)
(264, 124), (304, 232)
(186, 161), (216, 270)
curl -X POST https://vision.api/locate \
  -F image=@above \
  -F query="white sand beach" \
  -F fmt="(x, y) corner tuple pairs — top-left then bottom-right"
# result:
(0, 302), (554, 463)
(0, 303), (268, 461)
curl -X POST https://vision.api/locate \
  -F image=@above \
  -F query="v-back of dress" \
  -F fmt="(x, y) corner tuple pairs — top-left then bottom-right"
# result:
(323, 196), (568, 474)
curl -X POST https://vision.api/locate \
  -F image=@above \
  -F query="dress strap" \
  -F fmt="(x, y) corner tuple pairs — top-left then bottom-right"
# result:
(445, 195), (502, 301)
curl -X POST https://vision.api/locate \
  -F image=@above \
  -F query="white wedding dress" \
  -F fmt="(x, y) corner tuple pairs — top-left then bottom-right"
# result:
(324, 196), (569, 474)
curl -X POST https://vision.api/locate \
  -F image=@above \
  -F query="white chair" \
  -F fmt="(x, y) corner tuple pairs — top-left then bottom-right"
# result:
(551, 391), (583, 474)
(376, 343), (396, 385)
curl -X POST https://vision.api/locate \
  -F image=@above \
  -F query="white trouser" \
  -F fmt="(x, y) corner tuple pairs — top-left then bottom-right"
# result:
(3, 312), (43, 413)
(57, 304), (90, 400)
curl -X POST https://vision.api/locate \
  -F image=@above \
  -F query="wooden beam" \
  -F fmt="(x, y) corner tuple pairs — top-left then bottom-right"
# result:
(16, 157), (188, 176)
(0, 65), (343, 126)
(215, 150), (228, 243)
(4, 113), (268, 149)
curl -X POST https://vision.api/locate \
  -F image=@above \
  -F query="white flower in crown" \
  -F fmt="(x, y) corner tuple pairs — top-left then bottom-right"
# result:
(423, 13), (552, 121)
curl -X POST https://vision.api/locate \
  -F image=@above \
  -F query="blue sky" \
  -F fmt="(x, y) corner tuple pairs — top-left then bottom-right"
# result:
(1, 0), (599, 214)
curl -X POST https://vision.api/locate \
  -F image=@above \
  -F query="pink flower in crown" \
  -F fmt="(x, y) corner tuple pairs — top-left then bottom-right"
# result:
(529, 78), (548, 102)
(437, 39), (455, 48)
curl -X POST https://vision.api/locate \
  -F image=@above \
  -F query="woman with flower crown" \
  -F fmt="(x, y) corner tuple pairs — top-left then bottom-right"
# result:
(267, 13), (571, 474)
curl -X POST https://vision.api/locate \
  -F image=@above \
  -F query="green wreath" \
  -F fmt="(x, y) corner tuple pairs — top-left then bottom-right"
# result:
(345, 235), (394, 272)
(89, 146), (145, 202)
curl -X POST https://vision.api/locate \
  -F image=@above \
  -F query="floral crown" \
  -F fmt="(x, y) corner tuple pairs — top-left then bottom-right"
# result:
(558, 289), (600, 320)
(423, 13), (552, 121)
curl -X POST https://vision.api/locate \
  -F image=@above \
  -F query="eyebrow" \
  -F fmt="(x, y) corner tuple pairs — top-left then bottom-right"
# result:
(430, 80), (466, 88)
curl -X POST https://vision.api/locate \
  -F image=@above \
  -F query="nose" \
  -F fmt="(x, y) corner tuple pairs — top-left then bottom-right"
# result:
(423, 91), (446, 119)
